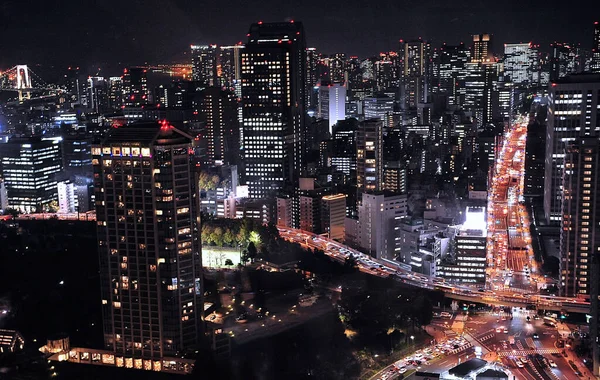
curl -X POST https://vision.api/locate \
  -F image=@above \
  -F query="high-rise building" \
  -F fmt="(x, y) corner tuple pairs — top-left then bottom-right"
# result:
(550, 42), (586, 81)
(401, 39), (431, 108)
(317, 82), (346, 133)
(463, 61), (500, 127)
(356, 119), (383, 196)
(326, 53), (347, 83)
(356, 192), (407, 259)
(92, 122), (203, 365)
(560, 138), (600, 297)
(471, 34), (493, 63)
(191, 44), (218, 88)
(62, 133), (93, 177)
(241, 21), (307, 199)
(592, 22), (600, 73)
(363, 95), (394, 125)
(503, 43), (538, 87)
(524, 120), (546, 197)
(0, 137), (62, 213)
(434, 43), (470, 105)
(306, 47), (320, 110)
(197, 87), (240, 166)
(544, 74), (600, 224)
(122, 67), (149, 108)
(321, 193), (346, 240)
(108, 77), (123, 111)
(219, 44), (244, 93)
(87, 76), (110, 113)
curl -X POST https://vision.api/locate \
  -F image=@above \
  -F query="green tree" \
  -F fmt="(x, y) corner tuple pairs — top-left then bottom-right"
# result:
(223, 228), (235, 247)
(247, 242), (258, 262)
(411, 294), (434, 330)
(201, 224), (213, 245)
(210, 227), (224, 247)
(249, 230), (261, 246)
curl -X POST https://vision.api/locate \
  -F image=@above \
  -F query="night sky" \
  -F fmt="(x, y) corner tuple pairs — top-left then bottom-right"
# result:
(1, 0), (598, 73)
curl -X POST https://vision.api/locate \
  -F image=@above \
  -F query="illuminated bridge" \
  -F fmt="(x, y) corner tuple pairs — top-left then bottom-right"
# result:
(0, 64), (57, 102)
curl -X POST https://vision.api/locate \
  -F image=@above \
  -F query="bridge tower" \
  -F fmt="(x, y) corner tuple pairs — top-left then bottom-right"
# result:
(15, 65), (32, 102)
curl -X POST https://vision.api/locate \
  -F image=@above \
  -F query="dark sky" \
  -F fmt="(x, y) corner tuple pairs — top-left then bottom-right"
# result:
(1, 0), (598, 74)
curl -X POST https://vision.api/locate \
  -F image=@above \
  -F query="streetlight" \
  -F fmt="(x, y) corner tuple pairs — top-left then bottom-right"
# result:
(410, 335), (414, 346)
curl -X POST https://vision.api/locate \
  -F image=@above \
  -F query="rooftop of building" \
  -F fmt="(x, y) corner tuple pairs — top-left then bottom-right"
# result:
(476, 368), (509, 379)
(449, 358), (488, 377)
(552, 73), (600, 84)
(101, 121), (192, 146)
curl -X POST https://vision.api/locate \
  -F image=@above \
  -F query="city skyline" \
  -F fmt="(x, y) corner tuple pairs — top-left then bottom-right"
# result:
(1, 0), (599, 69)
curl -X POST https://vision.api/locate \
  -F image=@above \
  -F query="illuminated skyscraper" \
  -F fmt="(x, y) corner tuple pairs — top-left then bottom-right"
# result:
(191, 44), (218, 87)
(219, 44), (244, 93)
(592, 21), (600, 73)
(197, 87), (240, 166)
(108, 76), (123, 110)
(92, 122), (203, 365)
(317, 82), (346, 133)
(434, 43), (470, 105)
(356, 118), (383, 196)
(241, 21), (307, 199)
(401, 39), (431, 108)
(544, 74), (600, 224)
(471, 34), (493, 63)
(503, 43), (538, 87)
(122, 67), (149, 107)
(560, 138), (600, 297)
(0, 137), (62, 213)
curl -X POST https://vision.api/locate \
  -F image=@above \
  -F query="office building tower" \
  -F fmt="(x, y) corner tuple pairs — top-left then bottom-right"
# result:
(363, 95), (394, 125)
(434, 43), (470, 105)
(544, 74), (600, 224)
(191, 44), (218, 87)
(87, 76), (110, 113)
(57, 180), (76, 213)
(219, 44), (244, 92)
(356, 192), (408, 259)
(356, 119), (383, 195)
(63, 133), (93, 177)
(122, 67), (149, 108)
(64, 66), (82, 104)
(92, 122), (203, 366)
(550, 42), (586, 81)
(331, 119), (357, 176)
(503, 43), (537, 87)
(463, 61), (500, 127)
(592, 22), (600, 73)
(108, 77), (123, 111)
(524, 120), (546, 197)
(401, 39), (431, 108)
(317, 82), (346, 133)
(471, 34), (493, 63)
(560, 138), (600, 297)
(197, 87), (240, 166)
(438, 207), (487, 284)
(0, 137), (62, 213)
(326, 53), (347, 83)
(241, 21), (307, 199)
(306, 47), (320, 110)
(321, 194), (346, 240)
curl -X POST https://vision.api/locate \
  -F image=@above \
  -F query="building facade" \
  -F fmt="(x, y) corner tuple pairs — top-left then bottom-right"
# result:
(241, 21), (307, 199)
(92, 122), (203, 360)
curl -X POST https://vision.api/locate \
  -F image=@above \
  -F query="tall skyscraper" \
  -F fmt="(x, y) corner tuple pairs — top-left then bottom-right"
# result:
(503, 43), (537, 87)
(87, 76), (109, 113)
(463, 61), (500, 127)
(191, 44), (218, 87)
(544, 74), (600, 224)
(122, 67), (149, 108)
(317, 82), (346, 133)
(326, 53), (347, 83)
(108, 76), (123, 111)
(434, 43), (470, 105)
(0, 137), (62, 213)
(92, 122), (203, 363)
(471, 34), (493, 63)
(560, 138), (600, 297)
(306, 47), (320, 110)
(241, 21), (307, 199)
(550, 42), (586, 81)
(219, 44), (244, 93)
(356, 119), (383, 196)
(592, 21), (600, 73)
(401, 39), (431, 108)
(197, 87), (240, 166)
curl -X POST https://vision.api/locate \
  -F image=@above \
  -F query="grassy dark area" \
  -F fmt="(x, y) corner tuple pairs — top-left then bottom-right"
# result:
(0, 220), (103, 348)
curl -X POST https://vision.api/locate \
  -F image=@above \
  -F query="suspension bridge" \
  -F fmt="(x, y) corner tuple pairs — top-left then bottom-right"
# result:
(0, 65), (57, 102)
